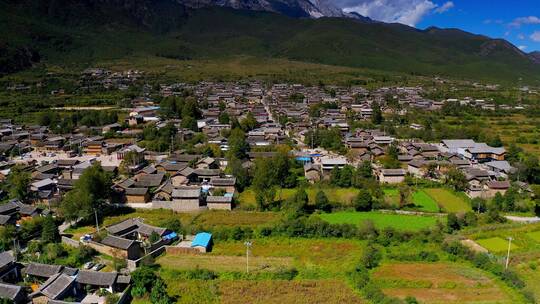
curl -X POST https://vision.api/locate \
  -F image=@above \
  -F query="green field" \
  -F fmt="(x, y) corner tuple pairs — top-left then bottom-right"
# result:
(238, 187), (360, 208)
(412, 190), (440, 213)
(319, 212), (442, 232)
(424, 188), (471, 213)
(476, 237), (519, 253)
(525, 231), (540, 242)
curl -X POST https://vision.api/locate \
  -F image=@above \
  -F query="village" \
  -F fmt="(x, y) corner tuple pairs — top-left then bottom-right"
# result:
(0, 71), (538, 304)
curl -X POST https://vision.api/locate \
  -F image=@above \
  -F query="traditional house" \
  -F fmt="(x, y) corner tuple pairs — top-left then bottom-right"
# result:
(100, 235), (143, 260)
(378, 169), (406, 184)
(209, 177), (236, 194)
(304, 163), (322, 183)
(172, 187), (202, 211)
(0, 283), (26, 303)
(484, 181), (511, 198)
(125, 188), (150, 204)
(206, 196), (233, 210)
(0, 252), (19, 282)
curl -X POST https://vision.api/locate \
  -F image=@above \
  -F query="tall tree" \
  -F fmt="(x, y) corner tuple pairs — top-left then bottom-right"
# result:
(240, 112), (257, 131)
(41, 215), (60, 243)
(354, 189), (373, 211)
(371, 101), (384, 125)
(252, 158), (277, 210)
(61, 164), (112, 222)
(315, 190), (332, 213)
(7, 165), (31, 200)
(227, 128), (250, 160)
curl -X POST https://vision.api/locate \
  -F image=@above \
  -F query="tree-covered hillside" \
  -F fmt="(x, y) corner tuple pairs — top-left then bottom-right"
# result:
(1, 0), (540, 84)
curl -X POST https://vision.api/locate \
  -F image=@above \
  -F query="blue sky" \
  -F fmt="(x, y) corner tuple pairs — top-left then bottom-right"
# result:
(333, 0), (540, 52)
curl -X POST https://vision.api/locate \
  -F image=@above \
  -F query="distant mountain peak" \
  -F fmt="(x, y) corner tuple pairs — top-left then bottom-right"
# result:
(178, 0), (356, 19)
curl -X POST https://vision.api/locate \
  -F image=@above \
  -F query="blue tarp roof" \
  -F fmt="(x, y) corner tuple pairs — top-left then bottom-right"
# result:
(191, 232), (212, 248)
(163, 232), (177, 240)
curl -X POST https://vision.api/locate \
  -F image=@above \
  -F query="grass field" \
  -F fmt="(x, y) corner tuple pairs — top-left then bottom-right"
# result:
(157, 254), (293, 273)
(103, 209), (281, 228)
(424, 188), (471, 213)
(319, 212), (442, 232)
(476, 237), (519, 253)
(373, 262), (517, 303)
(525, 231), (540, 243)
(412, 190), (440, 213)
(211, 238), (365, 278)
(219, 280), (363, 304)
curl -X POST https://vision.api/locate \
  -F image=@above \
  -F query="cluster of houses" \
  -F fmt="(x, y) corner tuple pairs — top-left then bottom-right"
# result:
(0, 251), (130, 303)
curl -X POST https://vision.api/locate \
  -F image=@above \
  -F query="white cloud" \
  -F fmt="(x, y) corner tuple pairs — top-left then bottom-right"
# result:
(341, 0), (437, 27)
(509, 16), (540, 28)
(435, 1), (454, 14)
(531, 31), (540, 42)
(518, 33), (525, 40)
(518, 45), (527, 51)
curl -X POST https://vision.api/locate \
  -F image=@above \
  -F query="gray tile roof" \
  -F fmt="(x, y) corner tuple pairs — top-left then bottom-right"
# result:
(76, 270), (118, 286)
(101, 235), (136, 250)
(124, 187), (148, 196)
(0, 283), (23, 300)
(210, 177), (236, 187)
(38, 273), (75, 300)
(23, 263), (63, 278)
(172, 188), (201, 199)
(0, 251), (14, 269)
(206, 196), (233, 203)
(134, 173), (165, 187)
(380, 169), (406, 176)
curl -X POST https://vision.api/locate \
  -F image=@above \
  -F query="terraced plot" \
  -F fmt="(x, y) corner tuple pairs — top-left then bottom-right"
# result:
(424, 188), (471, 212)
(476, 237), (519, 253)
(373, 262), (516, 303)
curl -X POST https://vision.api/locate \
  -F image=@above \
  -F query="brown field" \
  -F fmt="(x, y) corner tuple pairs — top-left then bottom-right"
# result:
(157, 254), (293, 273)
(373, 262), (516, 303)
(219, 280), (363, 304)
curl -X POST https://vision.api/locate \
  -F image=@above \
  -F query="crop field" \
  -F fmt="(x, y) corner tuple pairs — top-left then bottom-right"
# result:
(219, 280), (363, 304)
(412, 190), (440, 213)
(466, 222), (540, 256)
(238, 187), (360, 208)
(211, 238), (365, 277)
(476, 237), (519, 253)
(157, 254), (293, 273)
(373, 262), (517, 303)
(319, 212), (442, 232)
(424, 188), (471, 213)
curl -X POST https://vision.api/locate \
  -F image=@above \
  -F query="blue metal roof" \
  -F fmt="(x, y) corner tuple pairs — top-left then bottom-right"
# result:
(191, 232), (212, 248)
(163, 232), (177, 240)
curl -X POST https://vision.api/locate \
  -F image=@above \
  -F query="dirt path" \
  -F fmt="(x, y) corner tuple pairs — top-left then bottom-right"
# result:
(461, 239), (488, 253)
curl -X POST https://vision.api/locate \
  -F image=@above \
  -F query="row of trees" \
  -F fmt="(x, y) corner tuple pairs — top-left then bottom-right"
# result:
(37, 110), (119, 134)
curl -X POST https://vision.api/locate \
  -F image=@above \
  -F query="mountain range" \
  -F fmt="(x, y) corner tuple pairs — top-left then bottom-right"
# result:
(1, 0), (540, 84)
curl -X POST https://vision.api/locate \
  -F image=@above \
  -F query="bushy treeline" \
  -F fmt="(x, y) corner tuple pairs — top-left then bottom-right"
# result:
(442, 240), (534, 302)
(37, 110), (119, 133)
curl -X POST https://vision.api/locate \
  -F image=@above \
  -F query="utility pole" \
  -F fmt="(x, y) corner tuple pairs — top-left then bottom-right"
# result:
(244, 241), (252, 274)
(505, 237), (513, 270)
(94, 208), (100, 232)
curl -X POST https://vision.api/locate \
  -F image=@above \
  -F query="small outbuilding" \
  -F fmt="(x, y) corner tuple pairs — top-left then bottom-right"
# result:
(191, 232), (213, 253)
